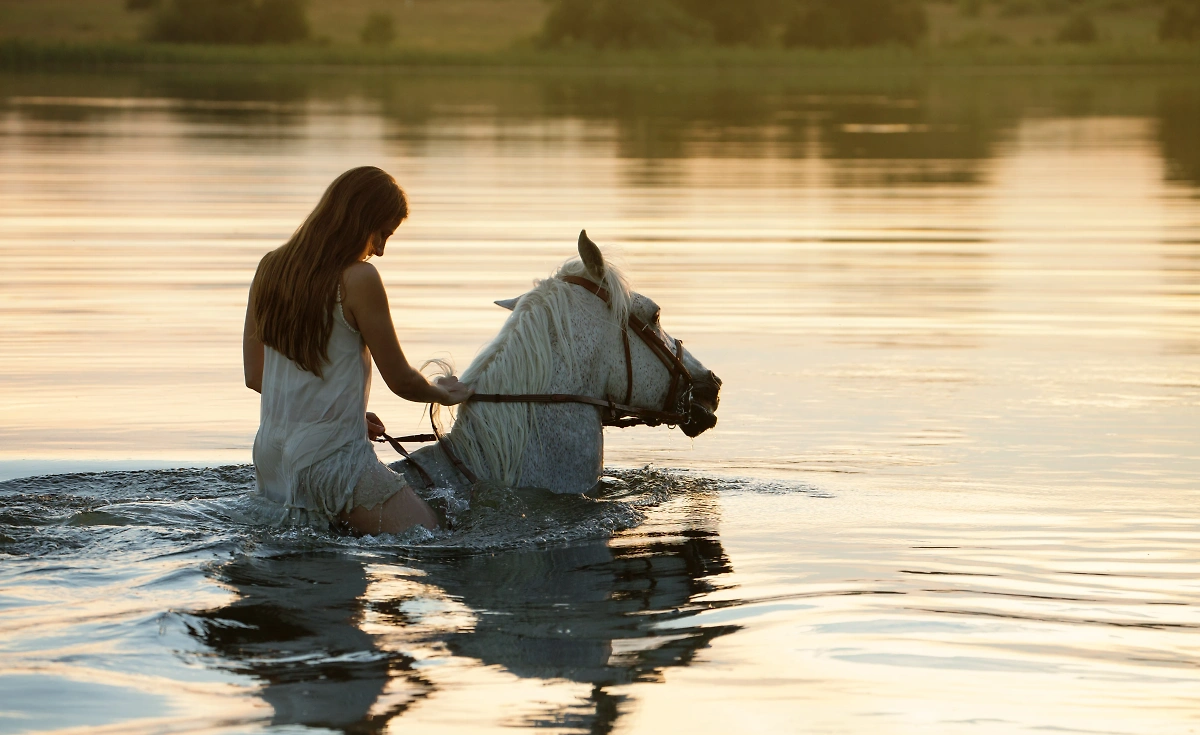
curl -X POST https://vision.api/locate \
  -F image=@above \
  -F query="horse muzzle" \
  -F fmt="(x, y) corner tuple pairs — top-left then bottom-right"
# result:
(681, 371), (721, 438)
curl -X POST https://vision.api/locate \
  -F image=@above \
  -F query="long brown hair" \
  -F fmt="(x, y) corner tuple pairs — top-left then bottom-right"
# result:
(253, 166), (407, 377)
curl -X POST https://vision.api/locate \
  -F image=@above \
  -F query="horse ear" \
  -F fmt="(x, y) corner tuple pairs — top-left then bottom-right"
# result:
(494, 297), (520, 311)
(578, 229), (606, 281)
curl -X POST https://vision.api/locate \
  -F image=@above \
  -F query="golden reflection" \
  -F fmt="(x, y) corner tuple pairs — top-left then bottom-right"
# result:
(190, 553), (430, 732)
(188, 497), (732, 732)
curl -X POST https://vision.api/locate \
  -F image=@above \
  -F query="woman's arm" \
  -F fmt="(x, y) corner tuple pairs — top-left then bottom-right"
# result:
(341, 262), (471, 406)
(243, 279), (264, 394)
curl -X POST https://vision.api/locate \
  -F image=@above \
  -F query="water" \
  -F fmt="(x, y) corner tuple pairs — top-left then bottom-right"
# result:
(1, 67), (1198, 733)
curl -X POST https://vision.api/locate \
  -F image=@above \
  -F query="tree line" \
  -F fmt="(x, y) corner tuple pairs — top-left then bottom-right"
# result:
(125, 0), (1200, 48)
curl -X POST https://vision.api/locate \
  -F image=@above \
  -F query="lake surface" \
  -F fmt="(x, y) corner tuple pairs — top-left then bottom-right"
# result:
(1, 67), (1198, 734)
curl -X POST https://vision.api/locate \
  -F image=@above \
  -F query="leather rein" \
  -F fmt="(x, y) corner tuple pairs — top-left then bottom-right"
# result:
(375, 275), (695, 488)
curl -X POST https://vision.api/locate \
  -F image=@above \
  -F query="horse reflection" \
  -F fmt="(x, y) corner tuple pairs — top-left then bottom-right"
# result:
(188, 552), (430, 733)
(400, 527), (736, 731)
(190, 517), (732, 733)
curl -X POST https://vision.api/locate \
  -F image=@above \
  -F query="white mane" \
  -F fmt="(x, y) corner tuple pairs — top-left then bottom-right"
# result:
(442, 256), (632, 487)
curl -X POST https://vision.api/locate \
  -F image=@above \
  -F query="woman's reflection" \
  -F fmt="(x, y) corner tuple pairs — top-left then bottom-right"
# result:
(190, 515), (733, 733)
(189, 552), (431, 733)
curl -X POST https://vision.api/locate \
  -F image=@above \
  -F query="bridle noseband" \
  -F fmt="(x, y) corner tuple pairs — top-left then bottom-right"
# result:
(377, 275), (696, 488)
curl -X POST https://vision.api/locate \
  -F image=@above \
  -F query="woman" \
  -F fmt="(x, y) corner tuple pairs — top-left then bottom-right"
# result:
(242, 166), (471, 535)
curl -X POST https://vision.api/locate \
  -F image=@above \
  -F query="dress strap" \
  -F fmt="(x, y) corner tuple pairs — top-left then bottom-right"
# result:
(334, 285), (359, 334)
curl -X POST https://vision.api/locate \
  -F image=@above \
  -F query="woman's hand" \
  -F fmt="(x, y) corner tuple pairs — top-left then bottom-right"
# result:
(435, 376), (474, 406)
(365, 411), (386, 440)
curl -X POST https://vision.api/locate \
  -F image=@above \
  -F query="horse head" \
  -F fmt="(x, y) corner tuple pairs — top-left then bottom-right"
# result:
(439, 231), (721, 492)
(491, 231), (721, 438)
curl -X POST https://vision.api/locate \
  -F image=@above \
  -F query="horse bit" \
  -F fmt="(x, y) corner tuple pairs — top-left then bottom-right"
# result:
(375, 275), (696, 487)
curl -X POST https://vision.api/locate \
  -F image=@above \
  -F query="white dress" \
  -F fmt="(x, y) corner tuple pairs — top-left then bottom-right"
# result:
(252, 295), (381, 524)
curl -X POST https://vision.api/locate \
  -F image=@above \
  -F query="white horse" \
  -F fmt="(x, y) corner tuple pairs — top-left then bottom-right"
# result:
(391, 231), (722, 497)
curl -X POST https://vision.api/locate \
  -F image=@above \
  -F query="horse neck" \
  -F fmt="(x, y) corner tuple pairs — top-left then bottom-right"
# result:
(516, 403), (605, 493)
(404, 411), (604, 495)
(519, 294), (622, 493)
(445, 294), (617, 494)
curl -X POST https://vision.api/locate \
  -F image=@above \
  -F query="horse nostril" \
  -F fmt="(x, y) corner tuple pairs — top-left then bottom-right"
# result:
(708, 371), (722, 388)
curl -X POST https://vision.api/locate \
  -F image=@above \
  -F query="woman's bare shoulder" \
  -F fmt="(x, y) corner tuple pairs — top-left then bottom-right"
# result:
(341, 262), (388, 315)
(342, 261), (383, 290)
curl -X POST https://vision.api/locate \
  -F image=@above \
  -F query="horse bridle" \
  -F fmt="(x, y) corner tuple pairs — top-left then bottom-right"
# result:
(471, 275), (695, 428)
(377, 275), (696, 487)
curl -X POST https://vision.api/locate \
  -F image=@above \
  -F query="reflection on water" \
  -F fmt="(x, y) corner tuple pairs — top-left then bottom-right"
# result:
(4, 463), (1199, 733)
(5, 69), (1198, 172)
(436, 534), (732, 684)
(1, 67), (1198, 733)
(189, 553), (430, 732)
(186, 492), (731, 732)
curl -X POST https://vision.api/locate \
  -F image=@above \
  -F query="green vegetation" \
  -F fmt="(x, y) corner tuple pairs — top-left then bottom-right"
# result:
(1159, 0), (1200, 40)
(0, 0), (546, 51)
(145, 0), (309, 44)
(540, 0), (708, 48)
(540, 0), (931, 49)
(677, 0), (776, 45)
(783, 0), (928, 48)
(360, 12), (396, 47)
(537, 0), (785, 48)
(1056, 12), (1100, 41)
(0, 0), (1196, 69)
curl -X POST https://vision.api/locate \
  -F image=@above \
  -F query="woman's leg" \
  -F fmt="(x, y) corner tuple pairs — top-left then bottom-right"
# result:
(340, 485), (438, 535)
(338, 462), (439, 535)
